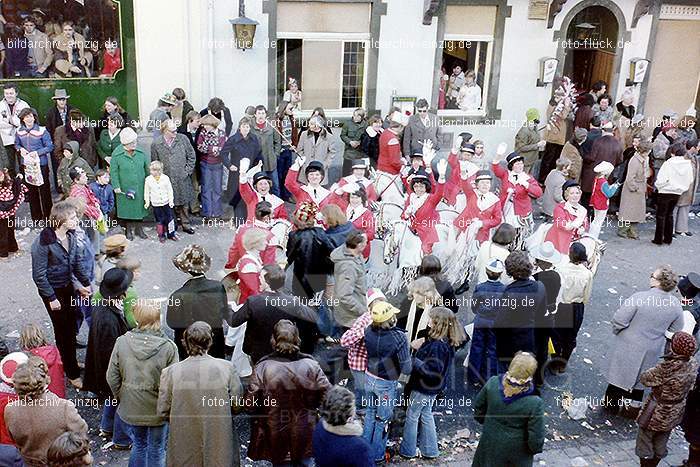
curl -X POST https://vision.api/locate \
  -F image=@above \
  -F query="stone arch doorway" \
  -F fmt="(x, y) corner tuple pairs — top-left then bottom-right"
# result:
(555, 1), (629, 98)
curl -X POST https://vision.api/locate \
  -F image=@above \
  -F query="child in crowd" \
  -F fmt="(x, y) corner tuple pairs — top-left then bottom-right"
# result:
(69, 167), (105, 254)
(19, 323), (65, 398)
(400, 307), (466, 460)
(589, 161), (620, 239)
(144, 160), (177, 243)
(90, 170), (115, 219)
(531, 242), (562, 386)
(0, 169), (26, 259)
(47, 431), (93, 467)
(57, 141), (94, 195)
(467, 258), (506, 387)
(95, 233), (129, 286)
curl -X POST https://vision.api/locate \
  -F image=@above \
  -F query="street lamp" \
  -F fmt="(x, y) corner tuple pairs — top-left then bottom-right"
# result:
(229, 0), (259, 51)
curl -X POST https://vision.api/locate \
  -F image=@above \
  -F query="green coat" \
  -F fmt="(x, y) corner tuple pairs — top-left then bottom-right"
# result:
(341, 119), (368, 160)
(110, 146), (149, 220)
(106, 329), (179, 426)
(473, 376), (545, 467)
(93, 287), (138, 328)
(514, 124), (541, 173)
(97, 130), (122, 162)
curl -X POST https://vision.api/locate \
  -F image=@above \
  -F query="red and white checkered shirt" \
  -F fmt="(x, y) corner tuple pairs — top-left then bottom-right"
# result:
(340, 311), (373, 372)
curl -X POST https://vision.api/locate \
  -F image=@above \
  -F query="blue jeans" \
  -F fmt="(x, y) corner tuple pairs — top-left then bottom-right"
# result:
(399, 391), (439, 458)
(264, 169), (281, 197)
(362, 373), (397, 462)
(74, 293), (92, 334)
(100, 399), (132, 447)
(200, 163), (223, 217)
(127, 424), (167, 467)
(467, 317), (498, 386)
(351, 369), (367, 412)
(277, 148), (294, 201)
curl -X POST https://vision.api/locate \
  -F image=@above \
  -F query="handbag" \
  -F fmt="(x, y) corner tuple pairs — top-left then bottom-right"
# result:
(636, 395), (657, 429)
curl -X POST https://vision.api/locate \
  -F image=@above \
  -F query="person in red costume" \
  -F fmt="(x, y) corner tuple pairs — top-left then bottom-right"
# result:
(239, 159), (288, 222)
(492, 146), (543, 247)
(285, 156), (337, 210)
(401, 158), (448, 255)
(377, 113), (408, 175)
(545, 180), (589, 254)
(445, 134), (480, 205)
(100, 41), (122, 77)
(400, 151), (429, 193)
(339, 184), (376, 260)
(453, 170), (503, 244)
(0, 352), (26, 445)
(225, 201), (278, 269)
(335, 159), (378, 204)
(235, 228), (271, 304)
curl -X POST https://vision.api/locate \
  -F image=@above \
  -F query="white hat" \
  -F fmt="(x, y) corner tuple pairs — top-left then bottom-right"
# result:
(0, 352), (29, 385)
(686, 106), (697, 119)
(119, 127), (138, 146)
(366, 288), (386, 306)
(594, 160), (614, 175)
(530, 241), (562, 265)
(390, 111), (409, 127)
(601, 120), (614, 130)
(485, 258), (505, 274)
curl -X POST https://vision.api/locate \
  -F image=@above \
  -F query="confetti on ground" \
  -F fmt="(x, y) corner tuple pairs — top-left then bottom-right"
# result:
(583, 358), (593, 365)
(581, 421), (595, 431)
(5, 330), (19, 338)
(607, 288), (618, 294)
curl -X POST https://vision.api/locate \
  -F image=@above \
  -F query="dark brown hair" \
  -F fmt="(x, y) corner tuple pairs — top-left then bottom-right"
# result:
(183, 321), (213, 356)
(505, 251), (533, 280)
(270, 319), (300, 355)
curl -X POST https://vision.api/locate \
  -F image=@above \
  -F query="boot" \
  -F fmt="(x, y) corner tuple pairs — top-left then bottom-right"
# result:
(156, 225), (165, 243)
(628, 224), (639, 239)
(640, 457), (661, 467)
(617, 225), (630, 238)
(134, 223), (148, 239)
(125, 223), (134, 241)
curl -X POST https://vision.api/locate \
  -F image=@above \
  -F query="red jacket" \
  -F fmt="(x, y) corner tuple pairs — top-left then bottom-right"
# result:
(545, 202), (589, 254)
(236, 254), (263, 304)
(590, 177), (609, 210)
(101, 49), (122, 76)
(492, 162), (542, 216)
(240, 181), (288, 222)
(284, 168), (338, 209)
(0, 388), (17, 445)
(453, 190), (502, 243)
(348, 206), (375, 259)
(225, 221), (277, 269)
(377, 129), (402, 174)
(29, 345), (65, 398)
(402, 182), (445, 252)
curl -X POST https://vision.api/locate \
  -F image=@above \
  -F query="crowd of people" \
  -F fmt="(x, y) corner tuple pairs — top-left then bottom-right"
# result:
(0, 74), (697, 467)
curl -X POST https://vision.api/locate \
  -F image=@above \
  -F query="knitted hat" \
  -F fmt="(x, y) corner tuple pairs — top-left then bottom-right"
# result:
(594, 161), (614, 175)
(671, 332), (697, 357)
(485, 258), (504, 274)
(526, 108), (540, 122)
(294, 201), (318, 225)
(574, 127), (588, 141)
(119, 127), (138, 146)
(475, 170), (492, 182)
(0, 352), (28, 385)
(305, 160), (325, 177)
(172, 244), (212, 275)
(506, 152), (524, 169)
(366, 288), (386, 307)
(371, 302), (399, 324)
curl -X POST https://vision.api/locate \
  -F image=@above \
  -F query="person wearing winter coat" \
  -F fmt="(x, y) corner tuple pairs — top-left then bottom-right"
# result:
(403, 99), (440, 158)
(5, 357), (88, 467)
(19, 323), (65, 398)
(541, 157), (570, 219)
(618, 141), (652, 239)
(90, 170), (115, 218)
(341, 108), (368, 176)
(682, 341), (700, 467)
(251, 105), (282, 195)
(331, 232), (368, 330)
(96, 113), (124, 165)
(312, 385), (373, 467)
(53, 110), (97, 170)
(494, 251), (548, 373)
(0, 169), (25, 258)
(472, 223), (516, 286)
(473, 352), (545, 467)
(246, 320), (331, 466)
(84, 268), (133, 450)
(57, 140), (94, 194)
(635, 332), (699, 467)
(220, 117), (264, 219)
(15, 108), (53, 222)
(514, 108), (545, 174)
(109, 128), (150, 240)
(151, 119), (197, 235)
(652, 125), (677, 172)
(673, 139), (699, 237)
(539, 97), (573, 184)
(360, 115), (382, 168)
(31, 201), (91, 389)
(0, 85), (30, 178)
(157, 321), (243, 467)
(561, 128), (587, 183)
(605, 266), (684, 413)
(297, 117), (338, 185)
(107, 300), (179, 467)
(653, 143), (693, 245)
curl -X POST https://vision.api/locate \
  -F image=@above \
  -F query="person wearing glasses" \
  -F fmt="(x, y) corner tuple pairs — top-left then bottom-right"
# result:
(403, 98), (441, 158)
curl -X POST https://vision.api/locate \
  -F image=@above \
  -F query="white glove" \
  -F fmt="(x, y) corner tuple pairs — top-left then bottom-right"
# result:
(453, 135), (463, 152)
(496, 142), (508, 159)
(239, 157), (251, 174)
(436, 159), (448, 178)
(293, 155), (306, 170)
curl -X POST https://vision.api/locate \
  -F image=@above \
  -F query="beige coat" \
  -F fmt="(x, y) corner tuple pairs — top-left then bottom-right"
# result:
(561, 141), (583, 183)
(544, 104), (571, 146)
(677, 155), (699, 207)
(157, 355), (242, 467)
(297, 128), (338, 184)
(5, 391), (88, 467)
(618, 152), (649, 223)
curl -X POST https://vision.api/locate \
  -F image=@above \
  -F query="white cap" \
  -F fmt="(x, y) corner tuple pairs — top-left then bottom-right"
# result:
(594, 160), (614, 175)
(686, 105), (697, 119)
(485, 258), (504, 274)
(119, 127), (138, 146)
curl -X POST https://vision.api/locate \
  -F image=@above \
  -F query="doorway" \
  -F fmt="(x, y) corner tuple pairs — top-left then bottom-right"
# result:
(563, 6), (619, 93)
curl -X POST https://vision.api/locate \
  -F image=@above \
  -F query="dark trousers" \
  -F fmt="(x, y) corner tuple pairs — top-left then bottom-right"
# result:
(653, 193), (680, 244)
(277, 148), (294, 201)
(173, 205), (191, 229)
(466, 318), (497, 386)
(153, 205), (176, 238)
(25, 165), (53, 223)
(534, 323), (556, 385)
(551, 302), (584, 365)
(50, 154), (61, 193)
(604, 383), (644, 412)
(0, 216), (18, 257)
(42, 286), (80, 379)
(4, 145), (17, 177)
(538, 142), (563, 185)
(174, 326), (225, 361)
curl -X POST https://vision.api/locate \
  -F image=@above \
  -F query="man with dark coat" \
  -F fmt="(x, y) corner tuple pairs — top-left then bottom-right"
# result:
(45, 89), (73, 191)
(251, 105), (282, 196)
(402, 99), (441, 161)
(167, 245), (231, 360)
(228, 264), (318, 363)
(581, 119), (621, 209)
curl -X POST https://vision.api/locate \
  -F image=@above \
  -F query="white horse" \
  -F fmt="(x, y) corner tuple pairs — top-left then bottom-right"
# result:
(525, 223), (606, 276)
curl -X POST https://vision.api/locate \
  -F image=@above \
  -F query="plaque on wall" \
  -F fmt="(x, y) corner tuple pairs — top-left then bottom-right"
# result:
(528, 0), (550, 20)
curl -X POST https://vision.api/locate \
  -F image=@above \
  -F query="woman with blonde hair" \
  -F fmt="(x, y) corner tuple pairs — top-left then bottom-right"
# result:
(473, 351), (544, 466)
(399, 276), (444, 343)
(19, 323), (65, 398)
(235, 227), (269, 305)
(107, 299), (178, 467)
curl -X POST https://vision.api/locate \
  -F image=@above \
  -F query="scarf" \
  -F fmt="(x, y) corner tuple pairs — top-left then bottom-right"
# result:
(500, 374), (535, 402)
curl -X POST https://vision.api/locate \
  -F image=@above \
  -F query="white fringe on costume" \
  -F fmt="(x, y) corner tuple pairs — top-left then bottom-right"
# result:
(443, 222), (481, 285)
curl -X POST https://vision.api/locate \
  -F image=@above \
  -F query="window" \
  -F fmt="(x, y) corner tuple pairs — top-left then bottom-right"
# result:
(438, 5), (497, 116)
(342, 42), (365, 108)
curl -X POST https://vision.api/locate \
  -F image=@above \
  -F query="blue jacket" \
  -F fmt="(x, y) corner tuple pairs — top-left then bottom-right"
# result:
(220, 130), (263, 168)
(409, 337), (454, 395)
(494, 279), (547, 361)
(312, 421), (373, 467)
(364, 326), (412, 381)
(90, 181), (115, 215)
(321, 221), (355, 274)
(31, 227), (91, 301)
(472, 280), (506, 322)
(15, 124), (54, 166)
(0, 444), (23, 467)
(74, 228), (95, 282)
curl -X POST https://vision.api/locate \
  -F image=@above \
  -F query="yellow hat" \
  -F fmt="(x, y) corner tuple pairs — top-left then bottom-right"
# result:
(371, 302), (399, 324)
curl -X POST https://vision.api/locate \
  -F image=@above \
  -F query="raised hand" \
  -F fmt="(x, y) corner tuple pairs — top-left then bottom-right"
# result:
(437, 158), (448, 178)
(453, 135), (463, 152)
(495, 142), (508, 161)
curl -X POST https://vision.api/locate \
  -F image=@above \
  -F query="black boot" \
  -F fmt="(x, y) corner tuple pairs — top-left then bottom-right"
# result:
(640, 457), (661, 467)
(125, 223), (134, 241)
(134, 223), (148, 239)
